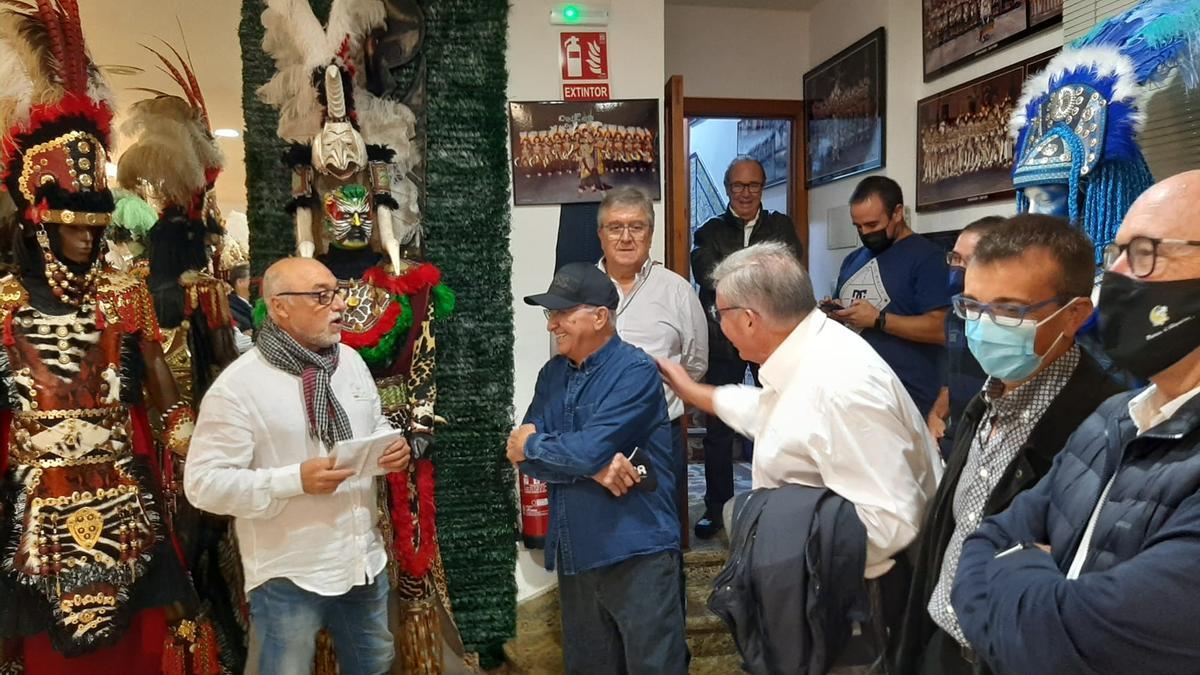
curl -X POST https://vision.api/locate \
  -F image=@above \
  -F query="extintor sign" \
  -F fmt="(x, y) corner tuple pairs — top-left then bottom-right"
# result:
(560, 32), (608, 81)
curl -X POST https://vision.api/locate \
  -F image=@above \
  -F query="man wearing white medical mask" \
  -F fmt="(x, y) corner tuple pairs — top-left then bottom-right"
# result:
(893, 214), (1122, 675)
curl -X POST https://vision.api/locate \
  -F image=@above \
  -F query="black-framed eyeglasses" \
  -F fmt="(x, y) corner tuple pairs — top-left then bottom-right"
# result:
(952, 294), (1064, 326)
(1102, 236), (1200, 278)
(708, 305), (750, 322)
(728, 182), (764, 194)
(275, 287), (347, 306)
(946, 251), (969, 268)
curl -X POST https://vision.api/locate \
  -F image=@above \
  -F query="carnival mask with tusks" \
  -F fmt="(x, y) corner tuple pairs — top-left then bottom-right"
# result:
(312, 65), (368, 180)
(324, 184), (373, 249)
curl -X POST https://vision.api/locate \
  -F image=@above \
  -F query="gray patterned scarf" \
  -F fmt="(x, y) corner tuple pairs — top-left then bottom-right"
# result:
(256, 316), (353, 448)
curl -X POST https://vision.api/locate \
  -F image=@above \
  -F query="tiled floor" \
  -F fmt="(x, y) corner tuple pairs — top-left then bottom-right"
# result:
(686, 460), (754, 551)
(502, 460), (754, 674)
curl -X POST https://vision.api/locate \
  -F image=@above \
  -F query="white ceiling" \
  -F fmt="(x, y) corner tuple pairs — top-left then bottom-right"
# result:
(75, 0), (817, 216)
(79, 0), (246, 213)
(666, 0), (821, 10)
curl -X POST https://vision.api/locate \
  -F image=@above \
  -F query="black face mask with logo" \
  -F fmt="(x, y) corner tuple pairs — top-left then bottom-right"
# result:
(1098, 271), (1200, 379)
(860, 229), (893, 255)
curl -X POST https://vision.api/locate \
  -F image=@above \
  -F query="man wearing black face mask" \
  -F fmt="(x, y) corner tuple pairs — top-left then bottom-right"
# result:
(949, 171), (1200, 674)
(826, 176), (950, 417)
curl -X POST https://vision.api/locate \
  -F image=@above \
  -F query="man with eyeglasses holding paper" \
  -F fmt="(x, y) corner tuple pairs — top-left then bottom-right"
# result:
(892, 215), (1121, 674)
(691, 156), (803, 538)
(948, 171), (1200, 674)
(186, 257), (410, 675)
(597, 186), (707, 540)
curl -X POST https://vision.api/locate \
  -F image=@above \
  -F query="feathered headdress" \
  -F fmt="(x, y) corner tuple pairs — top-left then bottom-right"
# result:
(117, 40), (224, 210)
(257, 0), (421, 251)
(0, 0), (116, 228)
(1010, 0), (1200, 260)
(257, 0), (416, 162)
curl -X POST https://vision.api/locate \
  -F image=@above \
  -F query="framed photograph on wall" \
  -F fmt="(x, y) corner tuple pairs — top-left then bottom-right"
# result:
(915, 49), (1058, 212)
(804, 27), (886, 189)
(1028, 0), (1064, 29)
(508, 99), (661, 206)
(922, 0), (1062, 82)
(737, 119), (790, 188)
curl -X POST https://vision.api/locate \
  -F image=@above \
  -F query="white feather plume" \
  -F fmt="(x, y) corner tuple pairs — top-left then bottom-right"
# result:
(1009, 45), (1144, 139)
(258, 0), (388, 142)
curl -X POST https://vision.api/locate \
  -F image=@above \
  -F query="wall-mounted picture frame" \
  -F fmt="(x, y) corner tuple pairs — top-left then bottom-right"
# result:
(804, 27), (886, 189)
(922, 0), (1062, 82)
(737, 119), (790, 188)
(508, 99), (661, 206)
(915, 49), (1058, 212)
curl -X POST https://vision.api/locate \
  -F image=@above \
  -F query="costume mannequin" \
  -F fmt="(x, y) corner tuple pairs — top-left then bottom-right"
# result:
(1010, 0), (1200, 260)
(0, 3), (215, 672)
(257, 1), (464, 672)
(112, 42), (247, 674)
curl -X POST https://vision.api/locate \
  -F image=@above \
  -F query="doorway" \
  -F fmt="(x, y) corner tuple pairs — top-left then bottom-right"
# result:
(661, 77), (808, 547)
(662, 77), (808, 281)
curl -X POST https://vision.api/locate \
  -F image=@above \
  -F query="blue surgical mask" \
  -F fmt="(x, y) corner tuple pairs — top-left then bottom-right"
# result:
(965, 300), (1074, 381)
(948, 266), (966, 297)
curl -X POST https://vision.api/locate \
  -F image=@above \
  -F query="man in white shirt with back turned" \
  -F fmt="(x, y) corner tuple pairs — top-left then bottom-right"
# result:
(185, 257), (410, 675)
(658, 242), (940, 664)
(597, 186), (707, 535)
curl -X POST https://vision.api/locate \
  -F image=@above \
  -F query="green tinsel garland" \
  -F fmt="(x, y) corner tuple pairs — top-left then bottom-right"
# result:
(420, 0), (516, 666)
(359, 294), (412, 370)
(240, 0), (516, 665)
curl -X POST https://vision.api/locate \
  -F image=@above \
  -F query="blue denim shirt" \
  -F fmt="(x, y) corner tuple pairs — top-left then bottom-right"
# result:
(521, 334), (680, 575)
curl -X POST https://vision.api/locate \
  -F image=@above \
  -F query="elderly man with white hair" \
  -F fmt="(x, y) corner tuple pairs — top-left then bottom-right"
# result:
(658, 242), (941, 665)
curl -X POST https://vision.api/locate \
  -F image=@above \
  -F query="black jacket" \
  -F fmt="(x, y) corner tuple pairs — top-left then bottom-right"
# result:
(709, 484), (868, 675)
(229, 292), (254, 333)
(892, 350), (1122, 674)
(691, 207), (803, 362)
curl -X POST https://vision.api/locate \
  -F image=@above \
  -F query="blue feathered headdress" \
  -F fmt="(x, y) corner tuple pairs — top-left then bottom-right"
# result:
(1010, 0), (1200, 262)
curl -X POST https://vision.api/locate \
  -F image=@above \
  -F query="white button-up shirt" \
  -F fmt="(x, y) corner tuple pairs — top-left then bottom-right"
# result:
(712, 311), (942, 578)
(185, 344), (392, 595)
(604, 258), (708, 420)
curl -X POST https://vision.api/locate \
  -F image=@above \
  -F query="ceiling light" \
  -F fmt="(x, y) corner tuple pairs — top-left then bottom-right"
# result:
(213, 128), (241, 138)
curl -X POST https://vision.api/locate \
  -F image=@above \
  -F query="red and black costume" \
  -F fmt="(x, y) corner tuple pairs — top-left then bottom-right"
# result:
(0, 2), (214, 673)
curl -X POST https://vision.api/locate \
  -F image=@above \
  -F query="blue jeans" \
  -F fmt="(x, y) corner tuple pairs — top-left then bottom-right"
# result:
(248, 573), (394, 675)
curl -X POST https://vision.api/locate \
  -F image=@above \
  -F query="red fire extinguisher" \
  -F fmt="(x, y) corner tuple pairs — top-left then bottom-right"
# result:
(519, 470), (549, 550)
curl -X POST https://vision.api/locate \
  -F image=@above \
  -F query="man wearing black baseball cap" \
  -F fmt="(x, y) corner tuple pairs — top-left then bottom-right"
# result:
(507, 262), (687, 673)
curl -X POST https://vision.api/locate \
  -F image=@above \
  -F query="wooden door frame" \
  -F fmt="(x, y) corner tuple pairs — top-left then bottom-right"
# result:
(664, 96), (808, 278)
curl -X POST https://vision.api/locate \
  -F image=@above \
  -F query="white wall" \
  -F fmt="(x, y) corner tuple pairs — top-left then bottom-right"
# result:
(690, 118), (738, 187)
(507, 0), (666, 603)
(665, 4), (810, 99)
(805, 0), (1063, 293)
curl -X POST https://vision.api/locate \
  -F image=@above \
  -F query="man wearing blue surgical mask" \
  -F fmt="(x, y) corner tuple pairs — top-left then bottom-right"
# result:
(893, 215), (1122, 675)
(927, 216), (1003, 459)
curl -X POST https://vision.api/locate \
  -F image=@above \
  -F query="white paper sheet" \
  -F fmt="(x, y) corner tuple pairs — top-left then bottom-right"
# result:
(330, 428), (405, 478)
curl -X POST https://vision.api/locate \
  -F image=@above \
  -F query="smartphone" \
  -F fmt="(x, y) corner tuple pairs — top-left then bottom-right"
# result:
(820, 300), (845, 312)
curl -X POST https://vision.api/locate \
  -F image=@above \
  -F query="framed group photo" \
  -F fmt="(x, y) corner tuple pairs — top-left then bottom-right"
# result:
(737, 119), (790, 188)
(804, 27), (886, 189)
(508, 99), (661, 206)
(922, 0), (1063, 82)
(915, 49), (1058, 212)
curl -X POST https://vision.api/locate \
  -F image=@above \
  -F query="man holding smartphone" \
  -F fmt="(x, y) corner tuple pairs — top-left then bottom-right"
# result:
(507, 262), (686, 674)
